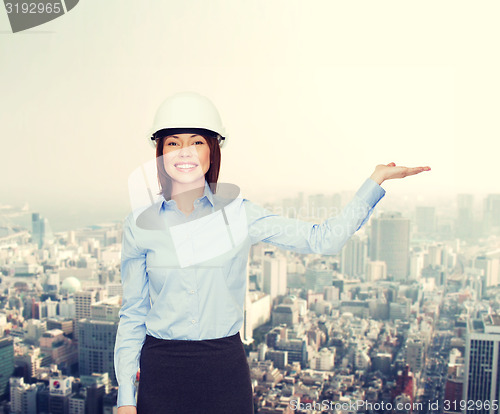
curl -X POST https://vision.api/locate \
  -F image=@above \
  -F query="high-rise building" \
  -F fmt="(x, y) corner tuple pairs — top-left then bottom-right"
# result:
(474, 256), (500, 293)
(242, 290), (272, 345)
(9, 377), (38, 414)
(483, 194), (500, 236)
(409, 251), (424, 280)
(75, 290), (107, 321)
(74, 289), (104, 340)
(464, 314), (500, 413)
(48, 375), (73, 414)
(78, 319), (119, 384)
(341, 234), (368, 279)
(405, 337), (425, 373)
(82, 375), (107, 414)
(456, 194), (475, 240)
(9, 377), (24, 413)
(370, 212), (410, 281)
(0, 337), (14, 400)
(262, 254), (287, 300)
(31, 212), (53, 249)
(78, 298), (120, 384)
(31, 213), (44, 249)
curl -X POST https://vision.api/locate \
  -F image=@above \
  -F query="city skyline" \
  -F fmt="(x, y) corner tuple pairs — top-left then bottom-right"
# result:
(0, 184), (496, 234)
(2, 2), (500, 412)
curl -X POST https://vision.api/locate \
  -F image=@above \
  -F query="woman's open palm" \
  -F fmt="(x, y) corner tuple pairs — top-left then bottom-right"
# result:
(371, 162), (431, 184)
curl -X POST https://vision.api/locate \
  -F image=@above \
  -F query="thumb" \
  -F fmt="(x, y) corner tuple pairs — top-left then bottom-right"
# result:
(387, 162), (396, 166)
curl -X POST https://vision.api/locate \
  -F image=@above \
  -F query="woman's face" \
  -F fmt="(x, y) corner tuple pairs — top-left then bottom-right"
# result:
(162, 133), (210, 186)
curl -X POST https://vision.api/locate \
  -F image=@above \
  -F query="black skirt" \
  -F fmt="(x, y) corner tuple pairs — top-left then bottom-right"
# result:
(136, 332), (254, 414)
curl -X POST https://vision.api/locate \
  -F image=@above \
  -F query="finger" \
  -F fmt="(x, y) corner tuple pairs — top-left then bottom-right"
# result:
(406, 166), (431, 175)
(387, 162), (396, 166)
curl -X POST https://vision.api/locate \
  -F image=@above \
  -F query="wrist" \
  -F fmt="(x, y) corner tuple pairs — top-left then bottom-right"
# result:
(370, 172), (385, 185)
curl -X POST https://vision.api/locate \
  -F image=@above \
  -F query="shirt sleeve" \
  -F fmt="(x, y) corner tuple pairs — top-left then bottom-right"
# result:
(244, 177), (385, 254)
(114, 214), (151, 408)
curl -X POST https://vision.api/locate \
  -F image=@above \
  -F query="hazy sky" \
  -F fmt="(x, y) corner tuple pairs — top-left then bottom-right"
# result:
(1, 1), (499, 229)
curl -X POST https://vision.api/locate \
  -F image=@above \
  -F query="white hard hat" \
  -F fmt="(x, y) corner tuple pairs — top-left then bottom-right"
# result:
(149, 91), (227, 148)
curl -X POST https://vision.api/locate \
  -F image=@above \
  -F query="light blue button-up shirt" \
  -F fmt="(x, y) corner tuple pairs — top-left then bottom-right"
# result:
(114, 177), (385, 407)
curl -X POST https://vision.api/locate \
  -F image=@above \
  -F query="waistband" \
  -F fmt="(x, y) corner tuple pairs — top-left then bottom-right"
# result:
(142, 332), (242, 355)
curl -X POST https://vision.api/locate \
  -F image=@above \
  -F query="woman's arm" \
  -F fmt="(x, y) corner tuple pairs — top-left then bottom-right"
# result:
(244, 163), (430, 254)
(114, 214), (151, 408)
(245, 177), (384, 254)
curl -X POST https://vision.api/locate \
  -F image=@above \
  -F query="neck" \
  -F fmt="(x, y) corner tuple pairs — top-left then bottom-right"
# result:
(170, 178), (206, 214)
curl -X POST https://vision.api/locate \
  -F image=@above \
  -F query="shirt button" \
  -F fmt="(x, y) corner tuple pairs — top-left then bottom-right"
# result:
(190, 290), (195, 294)
(191, 319), (196, 324)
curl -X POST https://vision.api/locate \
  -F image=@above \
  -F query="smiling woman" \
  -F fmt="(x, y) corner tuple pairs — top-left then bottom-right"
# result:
(113, 91), (430, 414)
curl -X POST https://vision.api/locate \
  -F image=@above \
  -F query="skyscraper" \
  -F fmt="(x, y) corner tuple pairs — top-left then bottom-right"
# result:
(31, 212), (53, 249)
(0, 337), (14, 401)
(370, 212), (410, 281)
(474, 256), (500, 295)
(456, 194), (475, 240)
(78, 319), (119, 384)
(464, 314), (500, 413)
(31, 213), (44, 249)
(483, 194), (500, 236)
(262, 254), (287, 300)
(78, 297), (120, 383)
(341, 234), (368, 279)
(74, 289), (103, 340)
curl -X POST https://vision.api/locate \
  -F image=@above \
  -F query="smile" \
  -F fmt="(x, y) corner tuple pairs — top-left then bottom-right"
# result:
(175, 163), (198, 171)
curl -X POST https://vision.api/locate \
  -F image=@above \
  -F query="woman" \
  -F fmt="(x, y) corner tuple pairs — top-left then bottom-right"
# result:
(114, 91), (431, 414)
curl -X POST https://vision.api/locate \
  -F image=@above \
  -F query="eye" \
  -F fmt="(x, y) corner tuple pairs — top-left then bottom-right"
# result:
(194, 140), (205, 145)
(166, 141), (178, 146)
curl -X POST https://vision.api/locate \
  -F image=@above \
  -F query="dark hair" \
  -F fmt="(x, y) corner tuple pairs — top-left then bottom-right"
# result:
(154, 128), (221, 200)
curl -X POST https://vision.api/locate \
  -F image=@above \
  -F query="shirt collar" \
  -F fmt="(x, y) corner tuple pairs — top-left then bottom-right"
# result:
(157, 181), (215, 214)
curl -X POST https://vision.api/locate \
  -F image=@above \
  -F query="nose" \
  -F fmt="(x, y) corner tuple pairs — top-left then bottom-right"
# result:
(178, 144), (196, 157)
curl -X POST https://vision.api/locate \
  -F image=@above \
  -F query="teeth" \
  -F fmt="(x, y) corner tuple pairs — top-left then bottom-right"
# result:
(176, 164), (197, 169)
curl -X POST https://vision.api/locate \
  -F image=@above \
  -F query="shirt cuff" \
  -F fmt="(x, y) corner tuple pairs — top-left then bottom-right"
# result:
(355, 177), (386, 207)
(117, 383), (137, 408)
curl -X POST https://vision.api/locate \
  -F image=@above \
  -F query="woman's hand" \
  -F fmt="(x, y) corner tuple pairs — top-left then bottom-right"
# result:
(117, 405), (137, 414)
(370, 162), (431, 185)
